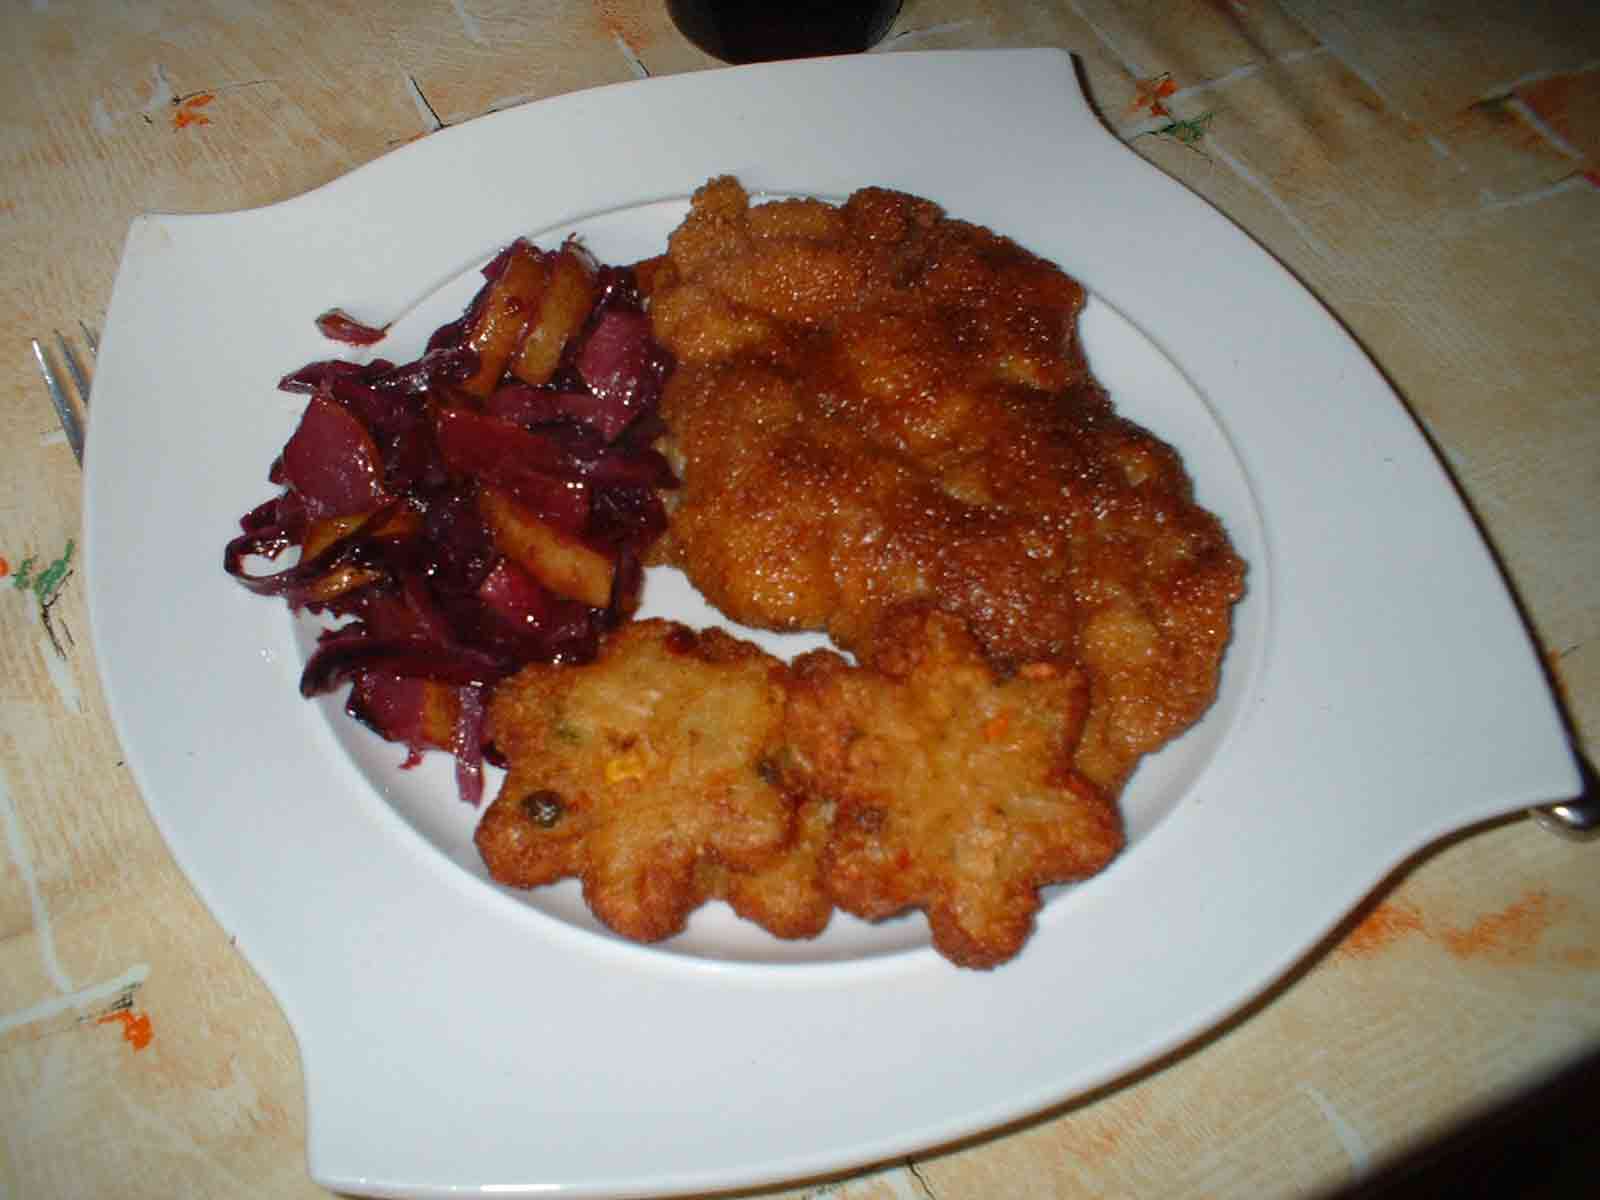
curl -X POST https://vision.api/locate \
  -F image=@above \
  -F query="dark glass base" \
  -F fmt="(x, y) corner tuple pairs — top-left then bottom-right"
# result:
(667, 0), (903, 64)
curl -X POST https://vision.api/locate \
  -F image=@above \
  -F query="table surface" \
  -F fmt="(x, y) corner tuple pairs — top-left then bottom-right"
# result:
(3, 2), (1597, 1197)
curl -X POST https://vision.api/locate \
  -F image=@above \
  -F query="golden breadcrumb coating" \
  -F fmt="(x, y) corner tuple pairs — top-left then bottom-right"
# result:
(476, 619), (823, 942)
(644, 177), (1245, 794)
(779, 606), (1120, 968)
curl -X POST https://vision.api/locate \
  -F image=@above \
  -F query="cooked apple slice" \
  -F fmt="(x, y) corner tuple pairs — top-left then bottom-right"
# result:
(302, 505), (421, 558)
(509, 246), (598, 386)
(478, 485), (613, 609)
(460, 240), (551, 397)
(299, 506), (422, 603)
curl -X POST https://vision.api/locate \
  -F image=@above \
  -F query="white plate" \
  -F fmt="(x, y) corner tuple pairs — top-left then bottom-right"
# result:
(86, 50), (1579, 1198)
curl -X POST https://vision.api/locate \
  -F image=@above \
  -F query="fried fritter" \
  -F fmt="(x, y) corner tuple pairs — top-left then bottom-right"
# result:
(700, 786), (834, 943)
(779, 606), (1121, 968)
(476, 619), (829, 942)
(481, 610), (1119, 967)
(644, 177), (1246, 795)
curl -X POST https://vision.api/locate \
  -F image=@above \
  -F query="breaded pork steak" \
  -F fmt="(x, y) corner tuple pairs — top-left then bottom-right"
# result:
(643, 177), (1246, 796)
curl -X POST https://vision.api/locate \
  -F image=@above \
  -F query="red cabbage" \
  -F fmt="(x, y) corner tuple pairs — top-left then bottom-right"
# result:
(226, 244), (676, 804)
(315, 308), (390, 346)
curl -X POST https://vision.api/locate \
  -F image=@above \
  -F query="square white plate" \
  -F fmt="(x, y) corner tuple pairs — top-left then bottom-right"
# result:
(86, 49), (1578, 1198)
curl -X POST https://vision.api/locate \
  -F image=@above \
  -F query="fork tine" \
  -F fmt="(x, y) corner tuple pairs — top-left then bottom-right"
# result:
(31, 338), (86, 465)
(78, 320), (99, 357)
(55, 331), (92, 409)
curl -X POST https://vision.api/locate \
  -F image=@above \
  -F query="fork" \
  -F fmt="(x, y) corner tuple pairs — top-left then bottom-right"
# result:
(1534, 755), (1599, 841)
(30, 321), (96, 465)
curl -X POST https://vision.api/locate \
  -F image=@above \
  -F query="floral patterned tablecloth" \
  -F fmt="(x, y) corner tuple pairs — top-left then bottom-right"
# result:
(2, 2), (1595, 1196)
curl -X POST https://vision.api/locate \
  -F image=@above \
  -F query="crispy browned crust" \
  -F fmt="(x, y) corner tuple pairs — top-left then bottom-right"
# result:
(779, 606), (1120, 968)
(477, 619), (820, 943)
(645, 177), (1246, 795)
(699, 793), (835, 941)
